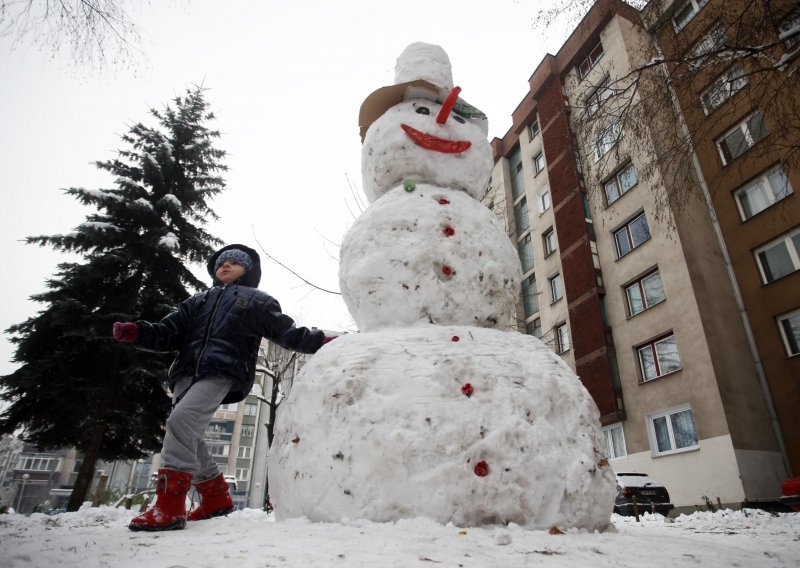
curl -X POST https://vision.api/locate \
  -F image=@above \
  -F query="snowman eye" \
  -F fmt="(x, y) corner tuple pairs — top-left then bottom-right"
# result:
(452, 115), (465, 124)
(416, 106), (430, 115)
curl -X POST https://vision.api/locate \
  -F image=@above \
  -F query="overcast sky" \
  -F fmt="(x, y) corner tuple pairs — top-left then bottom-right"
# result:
(0, 0), (572, 377)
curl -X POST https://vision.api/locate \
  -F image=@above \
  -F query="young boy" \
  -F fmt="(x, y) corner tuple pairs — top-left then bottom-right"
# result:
(113, 244), (333, 531)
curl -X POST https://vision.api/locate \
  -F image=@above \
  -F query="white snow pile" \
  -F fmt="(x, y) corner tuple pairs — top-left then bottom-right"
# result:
(0, 505), (798, 568)
(270, 327), (615, 530)
(339, 184), (520, 331)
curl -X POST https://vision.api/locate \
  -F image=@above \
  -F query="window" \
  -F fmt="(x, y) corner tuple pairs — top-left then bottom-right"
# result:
(687, 22), (726, 68)
(509, 147), (524, 199)
(527, 318), (542, 339)
(717, 111), (769, 165)
(537, 188), (551, 213)
(594, 118), (622, 161)
(543, 228), (557, 256)
(219, 403), (238, 412)
(735, 166), (793, 220)
(549, 273), (564, 303)
(755, 228), (800, 283)
(701, 66), (747, 114)
(528, 118), (540, 140)
(518, 234), (534, 273)
(673, 0), (709, 32)
(238, 446), (252, 459)
(514, 196), (530, 233)
(20, 457), (55, 471)
(625, 270), (665, 316)
(638, 334), (682, 381)
(778, 308), (800, 356)
(648, 405), (699, 456)
(235, 468), (249, 482)
(614, 212), (651, 258)
(604, 163), (638, 205)
(602, 424), (627, 460)
(522, 275), (540, 317)
(556, 323), (570, 354)
(244, 403), (258, 416)
(241, 424), (255, 437)
(533, 152), (545, 174)
(779, 9), (800, 49)
(209, 444), (230, 457)
(578, 41), (604, 79)
(586, 75), (613, 115)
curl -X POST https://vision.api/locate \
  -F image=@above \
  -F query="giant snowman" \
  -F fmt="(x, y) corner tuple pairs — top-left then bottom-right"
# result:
(269, 43), (615, 530)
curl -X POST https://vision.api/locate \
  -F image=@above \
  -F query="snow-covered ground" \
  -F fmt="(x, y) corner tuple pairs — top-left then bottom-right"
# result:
(0, 506), (797, 567)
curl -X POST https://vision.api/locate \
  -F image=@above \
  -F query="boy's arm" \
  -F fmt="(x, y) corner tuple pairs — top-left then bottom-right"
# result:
(258, 297), (325, 354)
(133, 296), (195, 353)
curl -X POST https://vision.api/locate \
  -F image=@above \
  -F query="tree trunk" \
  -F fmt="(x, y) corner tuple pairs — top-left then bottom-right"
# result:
(66, 420), (107, 511)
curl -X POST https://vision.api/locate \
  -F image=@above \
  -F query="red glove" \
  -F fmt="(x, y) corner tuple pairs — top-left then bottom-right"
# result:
(322, 335), (337, 345)
(112, 322), (139, 343)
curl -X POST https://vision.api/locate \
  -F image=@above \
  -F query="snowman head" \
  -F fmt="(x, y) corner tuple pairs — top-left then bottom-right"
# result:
(359, 43), (492, 203)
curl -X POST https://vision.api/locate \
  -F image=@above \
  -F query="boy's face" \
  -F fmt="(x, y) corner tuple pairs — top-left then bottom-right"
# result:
(216, 260), (246, 284)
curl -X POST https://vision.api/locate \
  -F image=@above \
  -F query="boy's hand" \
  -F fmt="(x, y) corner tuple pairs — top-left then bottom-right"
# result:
(113, 322), (139, 343)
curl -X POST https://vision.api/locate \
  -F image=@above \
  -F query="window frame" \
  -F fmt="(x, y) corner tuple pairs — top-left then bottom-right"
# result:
(528, 117), (540, 140)
(647, 404), (699, 457)
(755, 227), (800, 284)
(533, 151), (545, 174)
(243, 403), (258, 416)
(549, 273), (564, 303)
(614, 212), (651, 258)
(777, 308), (800, 357)
(527, 317), (542, 339)
(594, 117), (623, 161)
(604, 162), (638, 206)
(716, 111), (768, 165)
(673, 0), (710, 32)
(578, 40), (604, 79)
(637, 333), (682, 382)
(514, 196), (530, 234)
(602, 423), (627, 460)
(586, 75), (613, 116)
(555, 323), (570, 354)
(687, 21), (726, 68)
(522, 274), (540, 317)
(734, 166), (793, 221)
(237, 446), (252, 459)
(537, 187), (551, 213)
(625, 269), (666, 316)
(235, 468), (250, 482)
(778, 9), (800, 49)
(518, 233), (534, 273)
(700, 65), (747, 115)
(543, 227), (557, 257)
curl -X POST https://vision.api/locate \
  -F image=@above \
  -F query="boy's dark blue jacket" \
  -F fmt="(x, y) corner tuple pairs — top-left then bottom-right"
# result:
(133, 244), (325, 404)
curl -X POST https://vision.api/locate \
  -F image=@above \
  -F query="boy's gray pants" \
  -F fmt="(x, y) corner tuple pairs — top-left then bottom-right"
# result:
(160, 375), (233, 482)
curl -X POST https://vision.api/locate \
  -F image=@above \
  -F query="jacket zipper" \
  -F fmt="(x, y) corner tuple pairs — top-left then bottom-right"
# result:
(195, 284), (227, 379)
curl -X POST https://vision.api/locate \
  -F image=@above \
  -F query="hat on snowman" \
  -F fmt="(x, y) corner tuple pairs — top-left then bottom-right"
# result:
(358, 42), (488, 142)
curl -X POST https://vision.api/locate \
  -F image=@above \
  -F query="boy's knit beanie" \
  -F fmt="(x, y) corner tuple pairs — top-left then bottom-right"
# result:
(214, 249), (254, 273)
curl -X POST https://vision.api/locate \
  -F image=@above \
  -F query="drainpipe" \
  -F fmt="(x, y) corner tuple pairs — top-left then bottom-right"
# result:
(652, 37), (791, 479)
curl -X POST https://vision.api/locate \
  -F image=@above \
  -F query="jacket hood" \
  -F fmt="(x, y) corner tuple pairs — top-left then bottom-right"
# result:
(207, 244), (262, 287)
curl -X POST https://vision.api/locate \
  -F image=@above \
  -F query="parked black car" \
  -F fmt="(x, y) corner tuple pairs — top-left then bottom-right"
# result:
(614, 472), (674, 517)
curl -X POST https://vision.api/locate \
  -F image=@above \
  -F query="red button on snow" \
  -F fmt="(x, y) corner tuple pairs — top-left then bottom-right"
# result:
(474, 460), (489, 477)
(451, 335), (460, 342)
(461, 383), (474, 397)
(438, 198), (450, 205)
(443, 226), (455, 237)
(442, 265), (453, 276)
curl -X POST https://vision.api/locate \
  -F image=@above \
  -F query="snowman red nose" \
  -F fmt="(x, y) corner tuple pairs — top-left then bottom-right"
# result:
(436, 86), (462, 125)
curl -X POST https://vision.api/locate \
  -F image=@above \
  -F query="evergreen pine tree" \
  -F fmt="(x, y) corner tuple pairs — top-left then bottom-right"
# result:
(0, 86), (227, 511)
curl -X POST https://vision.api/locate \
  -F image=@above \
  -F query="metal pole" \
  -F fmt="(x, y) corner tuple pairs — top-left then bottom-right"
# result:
(16, 473), (29, 512)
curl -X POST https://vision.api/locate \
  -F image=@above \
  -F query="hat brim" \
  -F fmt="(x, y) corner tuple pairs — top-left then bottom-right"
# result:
(358, 79), (487, 142)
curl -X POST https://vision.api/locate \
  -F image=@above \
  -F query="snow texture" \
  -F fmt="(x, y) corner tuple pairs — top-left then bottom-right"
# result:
(158, 232), (179, 251)
(159, 194), (182, 209)
(1, 501), (798, 567)
(270, 328), (615, 530)
(394, 42), (454, 89)
(339, 183), (520, 331)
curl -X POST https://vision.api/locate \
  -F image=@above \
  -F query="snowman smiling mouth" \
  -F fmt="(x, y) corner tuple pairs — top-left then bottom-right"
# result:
(400, 124), (472, 154)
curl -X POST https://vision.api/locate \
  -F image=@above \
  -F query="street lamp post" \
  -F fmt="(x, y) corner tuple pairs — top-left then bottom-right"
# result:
(16, 473), (30, 513)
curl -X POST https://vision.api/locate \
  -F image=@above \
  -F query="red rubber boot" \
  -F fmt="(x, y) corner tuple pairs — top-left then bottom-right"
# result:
(188, 472), (234, 521)
(128, 469), (192, 531)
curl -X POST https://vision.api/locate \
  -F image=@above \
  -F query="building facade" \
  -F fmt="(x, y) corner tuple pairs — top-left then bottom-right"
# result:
(490, 0), (798, 508)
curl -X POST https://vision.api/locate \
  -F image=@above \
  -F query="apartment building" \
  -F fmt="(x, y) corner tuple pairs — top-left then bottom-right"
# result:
(490, 0), (797, 508)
